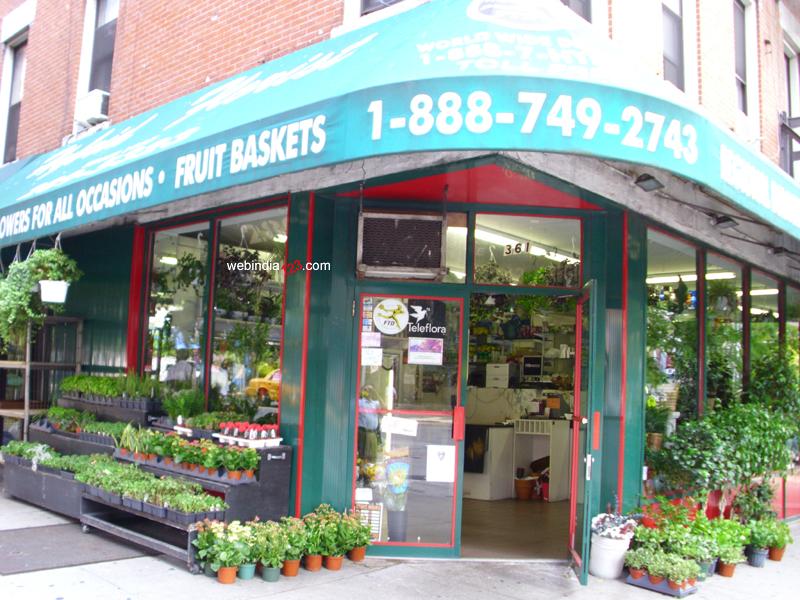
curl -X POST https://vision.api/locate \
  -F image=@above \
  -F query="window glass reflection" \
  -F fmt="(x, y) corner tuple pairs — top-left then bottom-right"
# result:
(145, 224), (209, 389)
(211, 208), (286, 421)
(706, 253), (743, 408)
(646, 230), (698, 418)
(474, 215), (581, 287)
(750, 271), (779, 368)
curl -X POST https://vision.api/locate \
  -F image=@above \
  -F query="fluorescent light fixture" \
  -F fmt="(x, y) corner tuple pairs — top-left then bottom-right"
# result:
(159, 256), (178, 265)
(736, 288), (779, 296)
(710, 215), (738, 229)
(645, 272), (736, 285)
(634, 173), (664, 192)
(748, 307), (768, 315)
(474, 228), (516, 246)
(273, 234), (288, 243)
(705, 271), (736, 280)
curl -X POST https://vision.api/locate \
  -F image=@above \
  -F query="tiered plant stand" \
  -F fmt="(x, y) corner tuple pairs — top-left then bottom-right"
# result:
(80, 493), (199, 572)
(2, 459), (84, 518)
(28, 424), (115, 456)
(58, 395), (155, 426)
(114, 445), (293, 522)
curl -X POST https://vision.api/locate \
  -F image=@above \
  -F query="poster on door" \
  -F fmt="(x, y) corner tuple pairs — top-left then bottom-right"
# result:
(426, 444), (455, 483)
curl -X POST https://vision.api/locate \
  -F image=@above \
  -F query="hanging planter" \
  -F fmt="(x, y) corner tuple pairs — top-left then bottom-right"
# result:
(39, 280), (70, 303)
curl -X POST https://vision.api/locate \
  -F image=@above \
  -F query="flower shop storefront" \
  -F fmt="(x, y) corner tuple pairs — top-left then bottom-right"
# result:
(2, 0), (800, 586)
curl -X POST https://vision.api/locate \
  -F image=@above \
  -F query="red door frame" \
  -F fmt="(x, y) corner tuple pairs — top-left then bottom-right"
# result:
(351, 293), (464, 548)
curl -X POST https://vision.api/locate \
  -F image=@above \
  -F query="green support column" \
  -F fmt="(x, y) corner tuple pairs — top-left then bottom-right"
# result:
(622, 214), (648, 512)
(280, 192), (313, 515)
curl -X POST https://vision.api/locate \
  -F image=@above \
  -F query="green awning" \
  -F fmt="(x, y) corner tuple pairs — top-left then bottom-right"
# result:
(1, 0), (799, 246)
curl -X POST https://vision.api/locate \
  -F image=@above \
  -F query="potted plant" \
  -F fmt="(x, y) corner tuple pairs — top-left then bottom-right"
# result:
(193, 520), (224, 577)
(280, 516), (307, 576)
(210, 521), (248, 584)
(664, 554), (701, 590)
(623, 547), (651, 580)
(320, 512), (346, 570)
(256, 521), (288, 582)
(765, 519), (793, 561)
(747, 519), (772, 568)
(302, 511), (325, 571)
(588, 512), (637, 579)
(716, 545), (745, 577)
(645, 551), (668, 585)
(342, 512), (372, 562)
(235, 522), (258, 580)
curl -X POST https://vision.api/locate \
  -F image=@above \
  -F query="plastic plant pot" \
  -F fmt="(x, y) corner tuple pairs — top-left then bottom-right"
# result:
(769, 547), (786, 561)
(348, 546), (367, 562)
(588, 534), (630, 579)
(717, 562), (737, 577)
(262, 566), (281, 582)
(304, 554), (322, 571)
(281, 559), (300, 577)
(324, 556), (344, 571)
(237, 563), (256, 580)
(216, 566), (237, 584)
(748, 548), (768, 568)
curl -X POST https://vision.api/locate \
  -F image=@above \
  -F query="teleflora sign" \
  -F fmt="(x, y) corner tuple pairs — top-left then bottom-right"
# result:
(1, 0), (799, 246)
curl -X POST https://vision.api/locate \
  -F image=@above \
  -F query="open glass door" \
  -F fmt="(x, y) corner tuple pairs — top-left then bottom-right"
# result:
(352, 295), (463, 550)
(568, 281), (597, 583)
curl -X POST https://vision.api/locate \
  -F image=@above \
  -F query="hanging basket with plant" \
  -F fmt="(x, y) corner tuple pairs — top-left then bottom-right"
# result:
(0, 247), (82, 348)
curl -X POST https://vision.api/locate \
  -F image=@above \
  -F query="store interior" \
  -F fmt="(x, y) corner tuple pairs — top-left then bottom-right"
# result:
(460, 214), (581, 560)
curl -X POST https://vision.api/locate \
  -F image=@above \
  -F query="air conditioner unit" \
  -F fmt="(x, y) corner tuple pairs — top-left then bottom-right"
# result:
(75, 89), (109, 125)
(357, 211), (447, 279)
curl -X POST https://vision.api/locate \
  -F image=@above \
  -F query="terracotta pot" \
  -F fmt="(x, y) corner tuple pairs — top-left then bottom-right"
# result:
(281, 558), (300, 577)
(147, 453), (156, 461)
(227, 470), (242, 480)
(187, 463), (198, 471)
(648, 574), (664, 585)
(348, 546), (367, 562)
(688, 577), (697, 586)
(245, 469), (255, 479)
(667, 579), (682, 591)
(196, 466), (206, 474)
(120, 448), (128, 456)
(717, 561), (736, 577)
(324, 555), (344, 571)
(769, 546), (786, 561)
(628, 567), (645, 580)
(134, 452), (143, 461)
(164, 457), (173, 465)
(304, 554), (322, 571)
(217, 566), (238, 584)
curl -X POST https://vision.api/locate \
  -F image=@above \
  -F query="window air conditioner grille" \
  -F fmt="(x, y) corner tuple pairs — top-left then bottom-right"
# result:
(360, 216), (443, 269)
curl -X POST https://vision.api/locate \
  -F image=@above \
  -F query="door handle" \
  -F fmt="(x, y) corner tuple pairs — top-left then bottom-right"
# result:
(584, 453), (593, 481)
(453, 406), (465, 441)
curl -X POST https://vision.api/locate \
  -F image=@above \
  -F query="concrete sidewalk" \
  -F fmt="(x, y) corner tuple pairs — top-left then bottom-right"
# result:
(0, 490), (797, 600)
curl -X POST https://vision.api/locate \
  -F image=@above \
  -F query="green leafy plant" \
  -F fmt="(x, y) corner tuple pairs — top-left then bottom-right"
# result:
(253, 521), (289, 568)
(162, 388), (205, 420)
(302, 511), (326, 556)
(280, 516), (308, 561)
(340, 512), (372, 550)
(763, 519), (794, 549)
(624, 546), (654, 570)
(717, 544), (746, 565)
(733, 482), (776, 523)
(0, 249), (82, 347)
(748, 519), (773, 550)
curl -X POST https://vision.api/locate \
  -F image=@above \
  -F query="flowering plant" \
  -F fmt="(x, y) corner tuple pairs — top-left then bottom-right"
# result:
(591, 513), (637, 540)
(384, 460), (410, 511)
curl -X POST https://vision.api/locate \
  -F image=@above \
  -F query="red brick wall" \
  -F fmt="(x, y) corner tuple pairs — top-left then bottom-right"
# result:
(0, 0), (343, 161)
(110, 0), (344, 123)
(757, 0), (782, 164)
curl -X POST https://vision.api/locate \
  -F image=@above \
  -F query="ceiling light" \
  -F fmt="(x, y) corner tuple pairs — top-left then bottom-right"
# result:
(705, 271), (736, 280)
(159, 256), (178, 265)
(634, 173), (664, 192)
(645, 272), (737, 284)
(735, 288), (779, 296)
(710, 215), (738, 229)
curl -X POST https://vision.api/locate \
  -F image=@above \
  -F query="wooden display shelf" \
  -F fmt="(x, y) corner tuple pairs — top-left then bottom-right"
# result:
(81, 494), (198, 572)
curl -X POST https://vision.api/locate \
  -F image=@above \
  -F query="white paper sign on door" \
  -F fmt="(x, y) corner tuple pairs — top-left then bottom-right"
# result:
(361, 347), (383, 367)
(426, 444), (455, 483)
(380, 415), (418, 437)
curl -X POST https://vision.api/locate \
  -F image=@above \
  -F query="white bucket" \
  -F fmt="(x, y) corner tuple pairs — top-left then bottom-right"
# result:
(588, 533), (630, 579)
(39, 280), (70, 303)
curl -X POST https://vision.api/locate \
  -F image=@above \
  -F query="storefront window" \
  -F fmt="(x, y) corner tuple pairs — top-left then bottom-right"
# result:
(473, 214), (581, 287)
(749, 270), (779, 368)
(210, 208), (287, 420)
(646, 230), (698, 418)
(706, 253), (743, 409)
(444, 213), (467, 283)
(144, 224), (209, 387)
(787, 287), (800, 372)
(355, 296), (462, 544)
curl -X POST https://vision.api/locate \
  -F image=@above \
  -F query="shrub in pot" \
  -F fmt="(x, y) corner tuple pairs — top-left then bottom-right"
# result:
(255, 521), (288, 582)
(765, 519), (793, 561)
(623, 547), (652, 579)
(716, 545), (745, 577)
(342, 512), (372, 561)
(302, 511), (325, 571)
(664, 554), (701, 590)
(747, 519), (773, 568)
(320, 513), (346, 570)
(280, 517), (308, 576)
(209, 521), (249, 584)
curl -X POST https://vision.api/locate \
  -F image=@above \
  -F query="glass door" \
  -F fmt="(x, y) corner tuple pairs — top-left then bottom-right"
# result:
(569, 281), (597, 583)
(352, 294), (463, 548)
